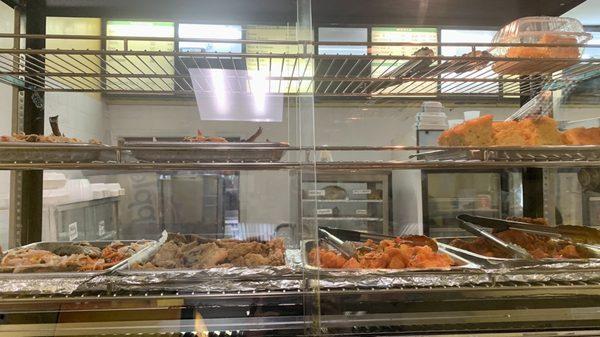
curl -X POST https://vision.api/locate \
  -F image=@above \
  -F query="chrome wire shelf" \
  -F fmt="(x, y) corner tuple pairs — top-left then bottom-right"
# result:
(0, 144), (599, 170)
(0, 34), (599, 98)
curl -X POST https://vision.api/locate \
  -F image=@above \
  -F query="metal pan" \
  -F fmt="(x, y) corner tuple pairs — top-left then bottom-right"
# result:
(302, 239), (480, 273)
(122, 233), (291, 272)
(121, 141), (290, 163)
(411, 146), (600, 162)
(0, 142), (115, 163)
(0, 240), (154, 275)
(437, 237), (600, 268)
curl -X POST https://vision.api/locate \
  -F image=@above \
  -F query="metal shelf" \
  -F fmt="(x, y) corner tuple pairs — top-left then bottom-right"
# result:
(302, 199), (383, 203)
(304, 216), (383, 221)
(0, 144), (599, 170)
(1, 34), (599, 98)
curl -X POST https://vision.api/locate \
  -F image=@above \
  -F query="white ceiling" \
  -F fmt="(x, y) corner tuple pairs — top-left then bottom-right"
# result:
(563, 0), (600, 25)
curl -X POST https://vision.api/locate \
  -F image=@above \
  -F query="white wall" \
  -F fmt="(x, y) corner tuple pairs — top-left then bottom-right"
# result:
(0, 2), (13, 249)
(45, 93), (108, 143)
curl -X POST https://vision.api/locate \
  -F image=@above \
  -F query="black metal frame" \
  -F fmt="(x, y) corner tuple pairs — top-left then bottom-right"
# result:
(19, 0), (46, 245)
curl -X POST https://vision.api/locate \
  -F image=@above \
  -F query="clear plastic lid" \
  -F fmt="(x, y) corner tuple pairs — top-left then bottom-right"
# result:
(492, 16), (592, 46)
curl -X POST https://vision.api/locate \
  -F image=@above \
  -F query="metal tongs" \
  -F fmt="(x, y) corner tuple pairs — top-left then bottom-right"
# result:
(458, 214), (600, 245)
(457, 215), (534, 260)
(457, 214), (600, 258)
(318, 226), (440, 257)
(318, 228), (358, 258)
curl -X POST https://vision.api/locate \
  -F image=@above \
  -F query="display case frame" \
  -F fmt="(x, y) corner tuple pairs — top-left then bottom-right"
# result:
(1, 0), (600, 336)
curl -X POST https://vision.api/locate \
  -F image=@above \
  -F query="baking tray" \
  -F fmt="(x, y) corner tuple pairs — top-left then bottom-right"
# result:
(302, 239), (481, 273)
(122, 233), (293, 272)
(437, 237), (600, 268)
(0, 142), (115, 163)
(106, 233), (302, 293)
(0, 240), (154, 274)
(121, 141), (290, 163)
(411, 146), (600, 162)
(0, 240), (156, 295)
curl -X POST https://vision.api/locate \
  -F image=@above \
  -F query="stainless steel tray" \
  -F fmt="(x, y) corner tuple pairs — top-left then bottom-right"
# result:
(411, 146), (600, 162)
(0, 142), (115, 163)
(123, 233), (293, 271)
(0, 240), (154, 274)
(437, 237), (600, 268)
(122, 141), (289, 163)
(301, 239), (481, 273)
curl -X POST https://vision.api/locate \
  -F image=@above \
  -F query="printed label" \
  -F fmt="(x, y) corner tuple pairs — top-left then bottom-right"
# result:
(355, 209), (368, 216)
(98, 220), (105, 237)
(353, 189), (372, 195)
(308, 190), (326, 197)
(68, 222), (78, 241)
(317, 208), (333, 215)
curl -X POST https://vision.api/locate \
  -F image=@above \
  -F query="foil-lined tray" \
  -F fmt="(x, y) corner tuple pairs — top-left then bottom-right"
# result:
(100, 248), (304, 293)
(0, 142), (115, 163)
(0, 240), (155, 295)
(0, 240), (155, 274)
(121, 141), (289, 163)
(437, 237), (600, 268)
(411, 145), (600, 162)
(302, 240), (480, 277)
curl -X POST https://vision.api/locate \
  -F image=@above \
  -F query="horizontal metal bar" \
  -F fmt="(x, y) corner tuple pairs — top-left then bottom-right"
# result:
(1, 33), (599, 48)
(3, 49), (600, 65)
(0, 160), (599, 171)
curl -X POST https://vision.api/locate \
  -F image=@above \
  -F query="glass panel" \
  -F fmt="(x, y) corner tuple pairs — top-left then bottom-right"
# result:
(46, 17), (102, 90)
(371, 27), (438, 96)
(0, 1), (12, 249)
(583, 30), (600, 59)
(441, 29), (498, 94)
(245, 25), (313, 93)
(318, 27), (368, 55)
(178, 23), (242, 53)
(424, 171), (522, 237)
(106, 20), (175, 91)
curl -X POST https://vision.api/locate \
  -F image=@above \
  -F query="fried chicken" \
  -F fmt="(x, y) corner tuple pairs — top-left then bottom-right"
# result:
(1, 241), (150, 273)
(183, 130), (227, 143)
(136, 234), (286, 270)
(450, 229), (586, 259)
(309, 236), (455, 270)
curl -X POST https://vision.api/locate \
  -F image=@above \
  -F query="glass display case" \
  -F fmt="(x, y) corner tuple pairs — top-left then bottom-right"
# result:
(1, 0), (600, 336)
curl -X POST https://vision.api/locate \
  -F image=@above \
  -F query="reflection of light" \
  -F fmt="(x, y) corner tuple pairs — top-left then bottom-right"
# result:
(210, 69), (227, 113)
(194, 310), (208, 336)
(250, 71), (267, 115)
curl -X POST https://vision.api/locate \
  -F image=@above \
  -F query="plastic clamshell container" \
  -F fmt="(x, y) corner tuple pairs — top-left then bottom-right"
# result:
(490, 16), (592, 75)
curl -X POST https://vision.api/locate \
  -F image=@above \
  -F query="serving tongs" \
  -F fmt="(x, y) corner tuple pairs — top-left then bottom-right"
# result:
(318, 226), (439, 251)
(458, 214), (600, 259)
(457, 216), (534, 260)
(458, 214), (600, 245)
(317, 228), (358, 258)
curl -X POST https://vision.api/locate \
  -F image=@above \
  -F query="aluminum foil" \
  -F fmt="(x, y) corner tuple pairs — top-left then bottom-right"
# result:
(490, 261), (600, 284)
(311, 270), (492, 289)
(0, 274), (92, 295)
(101, 249), (305, 293)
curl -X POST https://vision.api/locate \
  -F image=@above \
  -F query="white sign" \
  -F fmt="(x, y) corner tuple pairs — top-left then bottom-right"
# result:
(308, 190), (326, 197)
(356, 209), (368, 216)
(98, 220), (105, 237)
(353, 189), (372, 195)
(68, 222), (78, 241)
(317, 209), (333, 215)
